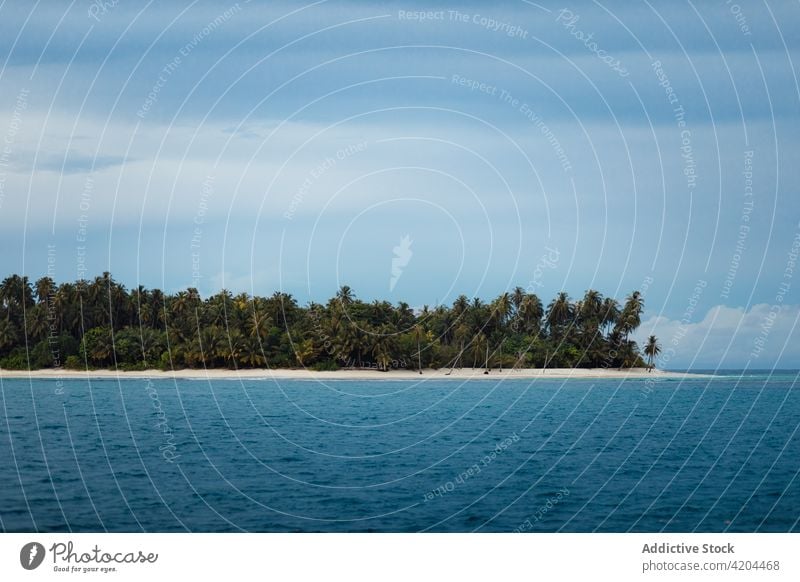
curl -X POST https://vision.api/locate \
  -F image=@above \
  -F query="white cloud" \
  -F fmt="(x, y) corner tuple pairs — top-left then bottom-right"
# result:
(634, 303), (800, 369)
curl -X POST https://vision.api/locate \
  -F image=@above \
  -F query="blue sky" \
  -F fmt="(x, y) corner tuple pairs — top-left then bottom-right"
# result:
(0, 0), (799, 367)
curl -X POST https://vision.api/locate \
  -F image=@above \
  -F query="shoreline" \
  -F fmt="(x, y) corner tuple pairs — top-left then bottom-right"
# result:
(0, 367), (711, 380)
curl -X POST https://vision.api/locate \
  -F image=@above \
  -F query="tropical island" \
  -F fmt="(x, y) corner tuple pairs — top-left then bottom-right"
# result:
(0, 273), (665, 377)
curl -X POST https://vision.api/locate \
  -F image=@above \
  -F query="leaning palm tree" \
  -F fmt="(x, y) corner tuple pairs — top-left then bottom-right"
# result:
(643, 335), (661, 370)
(446, 323), (470, 374)
(616, 291), (643, 340)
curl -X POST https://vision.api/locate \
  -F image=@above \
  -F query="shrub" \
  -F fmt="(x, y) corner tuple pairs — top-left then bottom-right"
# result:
(0, 348), (29, 370)
(311, 360), (340, 371)
(159, 351), (174, 371)
(80, 327), (113, 366)
(118, 361), (147, 371)
(30, 340), (54, 368)
(64, 355), (83, 370)
(58, 334), (80, 359)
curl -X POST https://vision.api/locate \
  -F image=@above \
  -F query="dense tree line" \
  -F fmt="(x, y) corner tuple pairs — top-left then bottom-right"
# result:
(0, 273), (652, 372)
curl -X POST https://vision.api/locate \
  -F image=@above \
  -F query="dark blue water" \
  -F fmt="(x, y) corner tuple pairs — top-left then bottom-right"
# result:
(1, 372), (798, 532)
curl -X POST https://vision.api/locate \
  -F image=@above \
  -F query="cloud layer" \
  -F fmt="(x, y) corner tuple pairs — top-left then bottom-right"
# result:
(1, 1), (799, 365)
(636, 303), (800, 369)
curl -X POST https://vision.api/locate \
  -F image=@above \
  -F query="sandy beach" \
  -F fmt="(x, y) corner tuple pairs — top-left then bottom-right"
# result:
(0, 367), (707, 380)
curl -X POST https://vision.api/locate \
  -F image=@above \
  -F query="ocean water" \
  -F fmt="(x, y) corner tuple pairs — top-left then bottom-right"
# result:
(1, 371), (798, 532)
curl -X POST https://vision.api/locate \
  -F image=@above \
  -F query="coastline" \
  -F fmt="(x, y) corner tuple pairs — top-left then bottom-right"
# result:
(0, 367), (710, 380)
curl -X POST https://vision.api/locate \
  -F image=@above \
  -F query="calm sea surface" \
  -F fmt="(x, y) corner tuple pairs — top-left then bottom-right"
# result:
(1, 371), (798, 532)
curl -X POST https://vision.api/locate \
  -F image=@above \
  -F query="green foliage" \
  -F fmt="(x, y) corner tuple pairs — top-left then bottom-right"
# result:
(57, 333), (80, 360)
(311, 360), (340, 371)
(80, 327), (113, 367)
(64, 355), (82, 370)
(158, 351), (173, 371)
(30, 340), (54, 369)
(0, 273), (653, 372)
(0, 348), (29, 370)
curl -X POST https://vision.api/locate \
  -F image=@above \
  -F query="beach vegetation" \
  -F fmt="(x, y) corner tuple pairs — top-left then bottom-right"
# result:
(0, 273), (650, 371)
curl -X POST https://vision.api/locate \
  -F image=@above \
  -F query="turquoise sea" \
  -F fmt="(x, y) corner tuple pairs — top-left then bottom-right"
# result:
(1, 371), (798, 532)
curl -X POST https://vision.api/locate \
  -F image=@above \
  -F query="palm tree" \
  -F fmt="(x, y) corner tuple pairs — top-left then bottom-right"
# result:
(171, 291), (190, 318)
(0, 276), (16, 315)
(249, 311), (272, 340)
(35, 277), (55, 304)
(512, 286), (525, 314)
(0, 319), (17, 352)
(217, 330), (243, 367)
(446, 323), (470, 374)
(198, 326), (226, 367)
(452, 295), (469, 318)
(335, 285), (354, 307)
(0, 274), (33, 320)
(369, 325), (396, 372)
(579, 290), (603, 326)
(519, 293), (543, 334)
(133, 285), (151, 327)
(600, 297), (620, 335)
(26, 304), (49, 342)
(0, 269), (653, 374)
(110, 281), (131, 328)
(413, 324), (424, 373)
(294, 338), (316, 367)
(616, 291), (643, 340)
(57, 283), (82, 336)
(471, 333), (488, 369)
(89, 273), (112, 328)
(491, 292), (513, 328)
(150, 288), (167, 329)
(546, 292), (573, 339)
(419, 304), (431, 320)
(82, 327), (113, 365)
(335, 324), (358, 367)
(137, 327), (164, 366)
(236, 336), (263, 367)
(353, 328), (369, 368)
(396, 301), (414, 328)
(644, 335), (661, 371)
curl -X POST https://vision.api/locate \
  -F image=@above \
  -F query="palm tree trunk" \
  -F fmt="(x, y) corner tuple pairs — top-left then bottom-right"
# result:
(417, 336), (422, 374)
